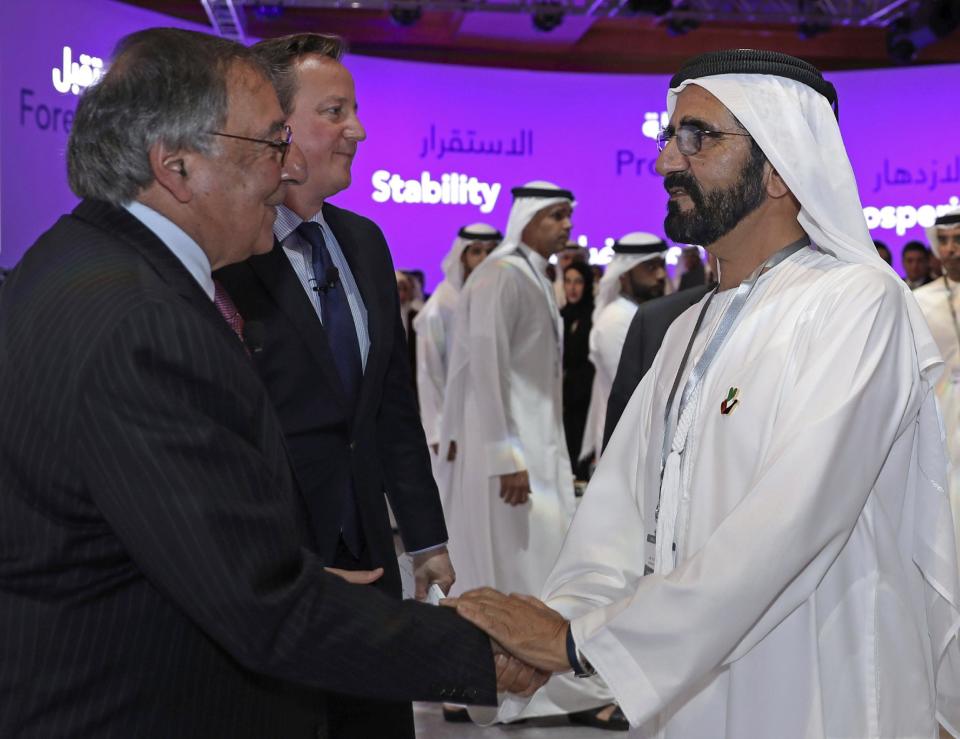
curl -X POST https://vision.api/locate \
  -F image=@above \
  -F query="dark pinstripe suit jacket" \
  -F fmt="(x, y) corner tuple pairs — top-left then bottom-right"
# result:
(216, 203), (445, 593)
(0, 200), (495, 738)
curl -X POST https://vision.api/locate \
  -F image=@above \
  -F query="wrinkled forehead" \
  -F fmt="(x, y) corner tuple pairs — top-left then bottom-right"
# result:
(668, 83), (740, 130)
(225, 61), (282, 131)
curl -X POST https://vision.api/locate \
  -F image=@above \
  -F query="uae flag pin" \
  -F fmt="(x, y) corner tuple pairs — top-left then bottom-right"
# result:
(720, 387), (739, 415)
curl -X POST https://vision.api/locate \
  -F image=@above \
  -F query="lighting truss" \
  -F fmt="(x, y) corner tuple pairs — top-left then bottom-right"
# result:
(201, 0), (248, 39)
(228, 0), (926, 24)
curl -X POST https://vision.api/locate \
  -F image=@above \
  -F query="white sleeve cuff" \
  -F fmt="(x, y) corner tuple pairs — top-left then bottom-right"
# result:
(484, 439), (527, 477)
(571, 609), (660, 729)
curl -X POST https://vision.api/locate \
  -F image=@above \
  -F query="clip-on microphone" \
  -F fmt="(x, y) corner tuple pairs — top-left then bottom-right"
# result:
(313, 266), (340, 294)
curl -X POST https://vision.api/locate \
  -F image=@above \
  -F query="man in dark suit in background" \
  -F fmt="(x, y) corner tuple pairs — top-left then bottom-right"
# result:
(214, 33), (456, 739)
(602, 284), (712, 450)
(0, 28), (544, 739)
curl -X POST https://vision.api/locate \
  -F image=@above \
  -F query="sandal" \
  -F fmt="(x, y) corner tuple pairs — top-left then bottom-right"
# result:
(568, 703), (630, 731)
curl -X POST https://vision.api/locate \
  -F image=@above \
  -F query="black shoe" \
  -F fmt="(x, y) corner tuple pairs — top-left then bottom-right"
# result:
(442, 706), (472, 723)
(568, 704), (630, 731)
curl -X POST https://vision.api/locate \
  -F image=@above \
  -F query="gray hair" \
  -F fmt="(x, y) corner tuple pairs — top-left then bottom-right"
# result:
(67, 28), (269, 205)
(251, 33), (347, 115)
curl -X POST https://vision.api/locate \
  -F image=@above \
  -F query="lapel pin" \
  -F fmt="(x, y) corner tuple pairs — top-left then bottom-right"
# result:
(720, 387), (739, 415)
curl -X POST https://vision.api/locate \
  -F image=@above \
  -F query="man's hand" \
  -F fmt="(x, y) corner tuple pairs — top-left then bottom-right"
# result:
(499, 471), (531, 506)
(450, 588), (571, 673)
(440, 597), (552, 696)
(412, 546), (456, 599)
(323, 566), (384, 585)
(493, 649), (550, 697)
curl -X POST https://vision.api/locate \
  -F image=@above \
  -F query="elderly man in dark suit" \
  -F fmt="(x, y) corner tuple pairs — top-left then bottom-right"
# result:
(0, 28), (544, 739)
(215, 34), (457, 738)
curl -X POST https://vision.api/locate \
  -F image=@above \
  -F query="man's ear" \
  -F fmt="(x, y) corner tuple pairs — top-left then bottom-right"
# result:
(765, 164), (792, 199)
(148, 141), (195, 204)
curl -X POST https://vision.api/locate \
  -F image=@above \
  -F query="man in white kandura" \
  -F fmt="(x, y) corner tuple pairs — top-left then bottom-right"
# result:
(414, 223), (500, 476)
(579, 233), (668, 464)
(915, 206), (960, 564)
(447, 50), (960, 738)
(441, 182), (623, 729)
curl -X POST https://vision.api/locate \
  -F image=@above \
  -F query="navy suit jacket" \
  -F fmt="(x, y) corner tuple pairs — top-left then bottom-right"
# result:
(216, 202), (445, 596)
(0, 200), (495, 738)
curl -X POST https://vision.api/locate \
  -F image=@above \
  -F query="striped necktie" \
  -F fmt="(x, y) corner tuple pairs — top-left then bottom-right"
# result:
(213, 280), (248, 354)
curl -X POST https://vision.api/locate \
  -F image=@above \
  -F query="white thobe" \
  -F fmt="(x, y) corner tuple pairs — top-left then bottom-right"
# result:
(914, 277), (960, 564)
(580, 296), (639, 462)
(414, 281), (458, 450)
(444, 244), (614, 718)
(414, 281), (459, 495)
(500, 247), (960, 737)
(444, 244), (575, 597)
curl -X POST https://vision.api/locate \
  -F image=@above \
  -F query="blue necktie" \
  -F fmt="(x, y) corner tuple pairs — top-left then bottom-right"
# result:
(297, 221), (363, 408)
(296, 221), (364, 555)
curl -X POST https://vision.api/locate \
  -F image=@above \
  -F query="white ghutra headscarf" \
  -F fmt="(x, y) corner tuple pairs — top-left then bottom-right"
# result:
(592, 232), (669, 324)
(926, 207), (960, 258)
(668, 54), (960, 725)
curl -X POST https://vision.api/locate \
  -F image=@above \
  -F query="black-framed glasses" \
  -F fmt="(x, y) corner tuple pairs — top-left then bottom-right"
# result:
(208, 124), (293, 165)
(657, 124), (751, 156)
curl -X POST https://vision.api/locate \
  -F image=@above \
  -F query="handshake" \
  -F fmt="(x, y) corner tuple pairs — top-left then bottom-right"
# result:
(441, 587), (575, 696)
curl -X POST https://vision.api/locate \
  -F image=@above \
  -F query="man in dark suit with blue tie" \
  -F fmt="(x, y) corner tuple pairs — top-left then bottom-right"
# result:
(0, 28), (546, 739)
(215, 33), (456, 739)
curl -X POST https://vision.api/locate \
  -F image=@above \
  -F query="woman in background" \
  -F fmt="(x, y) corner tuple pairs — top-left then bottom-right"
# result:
(560, 261), (595, 482)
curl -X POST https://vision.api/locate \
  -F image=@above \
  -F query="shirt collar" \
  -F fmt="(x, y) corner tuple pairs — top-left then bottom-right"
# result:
(124, 200), (214, 301)
(518, 242), (549, 278)
(274, 203), (328, 244)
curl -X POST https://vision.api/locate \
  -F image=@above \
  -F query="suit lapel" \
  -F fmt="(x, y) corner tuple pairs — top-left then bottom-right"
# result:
(246, 241), (352, 414)
(71, 200), (243, 353)
(322, 205), (380, 424)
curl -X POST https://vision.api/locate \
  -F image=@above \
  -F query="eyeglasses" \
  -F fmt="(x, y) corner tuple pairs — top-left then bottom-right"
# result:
(208, 124), (293, 165)
(657, 124), (752, 156)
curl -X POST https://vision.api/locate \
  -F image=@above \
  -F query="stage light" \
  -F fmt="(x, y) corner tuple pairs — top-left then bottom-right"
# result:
(664, 1), (697, 35)
(532, 2), (564, 32)
(625, 0), (671, 15)
(389, 3), (423, 26)
(797, 21), (830, 39)
(886, 0), (960, 63)
(255, 2), (283, 18)
(666, 17), (698, 35)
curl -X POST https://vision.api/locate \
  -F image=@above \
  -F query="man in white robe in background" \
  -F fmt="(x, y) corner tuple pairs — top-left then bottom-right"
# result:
(414, 223), (500, 478)
(915, 207), (960, 564)
(579, 234), (668, 465)
(447, 50), (960, 738)
(440, 182), (621, 727)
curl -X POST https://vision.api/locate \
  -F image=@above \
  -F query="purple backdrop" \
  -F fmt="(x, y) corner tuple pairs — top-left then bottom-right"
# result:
(3, 0), (959, 288)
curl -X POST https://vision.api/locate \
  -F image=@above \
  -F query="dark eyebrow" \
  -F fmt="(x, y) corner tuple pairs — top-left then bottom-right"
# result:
(678, 116), (717, 131)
